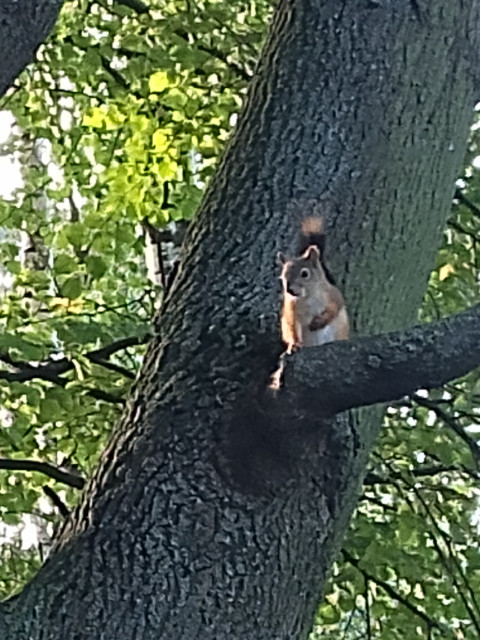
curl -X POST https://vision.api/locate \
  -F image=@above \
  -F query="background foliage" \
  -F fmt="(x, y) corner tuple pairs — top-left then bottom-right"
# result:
(0, 0), (479, 637)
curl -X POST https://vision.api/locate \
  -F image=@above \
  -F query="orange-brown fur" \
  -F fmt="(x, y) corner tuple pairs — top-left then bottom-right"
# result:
(279, 219), (349, 352)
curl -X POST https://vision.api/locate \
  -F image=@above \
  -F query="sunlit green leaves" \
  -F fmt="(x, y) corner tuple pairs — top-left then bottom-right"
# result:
(149, 70), (172, 93)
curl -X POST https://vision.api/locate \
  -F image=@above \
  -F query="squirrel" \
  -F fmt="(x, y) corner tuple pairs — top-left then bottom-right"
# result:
(278, 218), (349, 352)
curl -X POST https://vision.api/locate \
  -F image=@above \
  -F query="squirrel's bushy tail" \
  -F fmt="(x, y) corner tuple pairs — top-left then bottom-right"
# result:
(297, 217), (336, 285)
(297, 217), (326, 255)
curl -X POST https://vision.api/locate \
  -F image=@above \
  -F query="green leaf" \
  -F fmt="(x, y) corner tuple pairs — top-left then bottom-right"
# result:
(39, 396), (63, 422)
(149, 70), (171, 93)
(152, 129), (170, 153)
(62, 276), (83, 299)
(6, 260), (20, 275)
(318, 603), (341, 624)
(65, 223), (86, 249)
(85, 256), (107, 279)
(83, 106), (106, 128)
(54, 254), (78, 274)
(2, 512), (21, 526)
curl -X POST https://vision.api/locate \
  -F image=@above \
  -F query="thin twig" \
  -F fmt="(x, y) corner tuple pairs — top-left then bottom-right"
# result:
(364, 464), (479, 486)
(412, 395), (480, 464)
(87, 354), (136, 380)
(455, 188), (480, 221)
(365, 578), (371, 640)
(411, 487), (480, 632)
(101, 56), (129, 89)
(342, 550), (443, 632)
(86, 388), (125, 405)
(448, 219), (480, 242)
(43, 485), (70, 518)
(173, 28), (252, 82)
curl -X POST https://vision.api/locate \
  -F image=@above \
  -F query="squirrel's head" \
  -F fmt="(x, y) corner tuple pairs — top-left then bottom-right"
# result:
(278, 245), (327, 298)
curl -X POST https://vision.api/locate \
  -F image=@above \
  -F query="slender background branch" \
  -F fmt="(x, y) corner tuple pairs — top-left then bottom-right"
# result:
(0, 458), (85, 489)
(412, 394), (480, 463)
(0, 334), (149, 386)
(43, 485), (71, 517)
(342, 550), (443, 632)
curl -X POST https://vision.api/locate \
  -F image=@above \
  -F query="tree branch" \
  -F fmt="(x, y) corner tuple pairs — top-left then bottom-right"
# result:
(87, 335), (149, 360)
(404, 482), (480, 629)
(0, 458), (85, 489)
(455, 188), (480, 221)
(113, 0), (149, 14)
(86, 358), (135, 379)
(0, 355), (70, 384)
(86, 388), (125, 405)
(342, 550), (443, 632)
(173, 28), (252, 82)
(0, 334), (148, 385)
(43, 485), (70, 518)
(412, 395), (480, 463)
(279, 303), (480, 416)
(364, 464), (480, 486)
(448, 219), (480, 242)
(101, 55), (129, 88)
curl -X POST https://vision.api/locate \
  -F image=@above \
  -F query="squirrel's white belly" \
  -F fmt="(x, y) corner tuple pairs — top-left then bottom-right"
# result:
(295, 296), (333, 346)
(304, 324), (335, 346)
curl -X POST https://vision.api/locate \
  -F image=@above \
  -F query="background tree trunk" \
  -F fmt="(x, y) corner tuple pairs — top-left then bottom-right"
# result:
(1, 1), (480, 639)
(0, 1), (65, 96)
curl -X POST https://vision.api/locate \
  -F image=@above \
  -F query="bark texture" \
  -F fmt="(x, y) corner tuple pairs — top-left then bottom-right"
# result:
(2, 1), (480, 639)
(0, 1), (64, 96)
(284, 302), (480, 415)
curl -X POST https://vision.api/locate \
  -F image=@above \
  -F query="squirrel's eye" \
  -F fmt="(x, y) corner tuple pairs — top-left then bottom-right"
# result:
(300, 268), (309, 279)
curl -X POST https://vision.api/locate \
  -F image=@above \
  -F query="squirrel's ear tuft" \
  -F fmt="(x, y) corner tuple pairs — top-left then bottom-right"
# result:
(277, 252), (287, 265)
(304, 245), (320, 262)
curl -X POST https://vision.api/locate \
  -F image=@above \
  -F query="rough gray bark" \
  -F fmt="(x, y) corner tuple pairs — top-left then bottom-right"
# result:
(0, 1), (64, 96)
(1, 1), (480, 639)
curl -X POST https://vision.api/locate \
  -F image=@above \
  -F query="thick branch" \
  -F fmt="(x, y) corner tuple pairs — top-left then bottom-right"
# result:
(0, 458), (85, 489)
(281, 303), (480, 415)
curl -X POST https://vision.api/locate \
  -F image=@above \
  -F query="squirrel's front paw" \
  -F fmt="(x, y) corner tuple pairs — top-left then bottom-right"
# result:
(286, 340), (302, 354)
(309, 313), (328, 331)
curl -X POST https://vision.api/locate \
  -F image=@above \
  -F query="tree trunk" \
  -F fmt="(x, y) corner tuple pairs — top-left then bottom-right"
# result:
(1, 1), (480, 639)
(0, 1), (65, 96)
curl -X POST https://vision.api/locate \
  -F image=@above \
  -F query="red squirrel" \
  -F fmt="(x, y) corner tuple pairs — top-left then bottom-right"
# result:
(278, 218), (349, 352)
